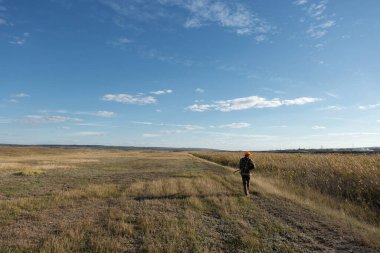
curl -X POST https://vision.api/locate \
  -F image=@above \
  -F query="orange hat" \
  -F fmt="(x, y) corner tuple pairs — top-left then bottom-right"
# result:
(244, 151), (252, 156)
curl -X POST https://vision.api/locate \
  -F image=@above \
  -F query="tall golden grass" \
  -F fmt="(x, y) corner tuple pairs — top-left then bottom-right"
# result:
(192, 152), (380, 219)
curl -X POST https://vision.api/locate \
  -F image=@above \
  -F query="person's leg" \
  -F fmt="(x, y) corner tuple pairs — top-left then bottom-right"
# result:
(241, 175), (247, 195)
(246, 175), (250, 191)
(242, 175), (248, 196)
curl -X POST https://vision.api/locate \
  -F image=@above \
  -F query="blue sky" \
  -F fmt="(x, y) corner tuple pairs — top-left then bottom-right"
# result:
(1, 0), (380, 150)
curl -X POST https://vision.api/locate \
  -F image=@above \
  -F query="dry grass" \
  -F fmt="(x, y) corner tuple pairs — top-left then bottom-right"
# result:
(13, 170), (46, 176)
(0, 147), (379, 252)
(192, 152), (380, 224)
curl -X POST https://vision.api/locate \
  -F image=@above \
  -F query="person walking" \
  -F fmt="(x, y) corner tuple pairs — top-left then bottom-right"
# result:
(237, 151), (256, 196)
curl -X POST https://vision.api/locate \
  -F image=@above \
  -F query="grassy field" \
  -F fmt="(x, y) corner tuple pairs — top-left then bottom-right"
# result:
(192, 152), (380, 225)
(0, 147), (379, 252)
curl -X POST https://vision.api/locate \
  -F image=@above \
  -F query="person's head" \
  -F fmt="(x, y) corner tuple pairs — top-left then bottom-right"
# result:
(244, 151), (252, 157)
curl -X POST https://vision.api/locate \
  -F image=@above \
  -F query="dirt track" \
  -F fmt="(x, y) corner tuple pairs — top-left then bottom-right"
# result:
(192, 154), (379, 253)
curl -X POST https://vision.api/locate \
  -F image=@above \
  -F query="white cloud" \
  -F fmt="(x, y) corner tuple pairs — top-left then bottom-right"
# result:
(137, 121), (204, 138)
(327, 132), (379, 137)
(132, 121), (153, 125)
(133, 121), (203, 131)
(319, 20), (335, 28)
(319, 105), (344, 111)
(94, 111), (115, 117)
(150, 89), (173, 95)
(187, 96), (321, 112)
(236, 28), (250, 35)
(0, 117), (10, 124)
(38, 109), (68, 114)
(307, 0), (328, 18)
(203, 131), (275, 140)
(254, 35), (267, 43)
(260, 87), (286, 94)
(9, 39), (26, 45)
(115, 37), (131, 44)
(75, 123), (107, 127)
(358, 103), (380, 110)
(307, 19), (335, 39)
(172, 0), (272, 36)
(103, 0), (272, 37)
(75, 111), (115, 117)
(187, 104), (213, 112)
(181, 124), (204, 131)
(195, 88), (205, 93)
(295, 0), (335, 39)
(76, 111), (116, 117)
(293, 0), (307, 5)
(184, 17), (202, 28)
(142, 49), (193, 66)
(312, 125), (326, 130)
(13, 93), (30, 98)
(9, 33), (30, 45)
(102, 93), (157, 105)
(6, 93), (30, 103)
(326, 92), (339, 98)
(74, 131), (105, 136)
(377, 120), (380, 123)
(101, 0), (168, 22)
(161, 129), (189, 135)
(143, 133), (162, 138)
(142, 124), (203, 137)
(110, 37), (132, 47)
(25, 115), (83, 124)
(282, 97), (321, 106)
(218, 122), (250, 129)
(315, 43), (324, 49)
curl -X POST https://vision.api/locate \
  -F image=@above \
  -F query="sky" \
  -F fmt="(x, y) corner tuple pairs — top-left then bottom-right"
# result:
(1, 0), (380, 150)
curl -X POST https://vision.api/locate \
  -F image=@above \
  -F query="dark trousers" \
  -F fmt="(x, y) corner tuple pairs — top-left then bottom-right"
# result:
(241, 175), (250, 195)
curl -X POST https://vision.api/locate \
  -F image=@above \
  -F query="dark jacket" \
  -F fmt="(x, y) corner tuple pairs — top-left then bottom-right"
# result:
(239, 157), (256, 175)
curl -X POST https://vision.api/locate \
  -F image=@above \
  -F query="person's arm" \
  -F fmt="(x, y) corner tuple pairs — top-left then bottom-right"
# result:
(249, 159), (256, 171)
(235, 159), (242, 173)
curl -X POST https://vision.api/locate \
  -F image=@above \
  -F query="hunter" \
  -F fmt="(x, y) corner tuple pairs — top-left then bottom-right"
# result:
(237, 151), (256, 196)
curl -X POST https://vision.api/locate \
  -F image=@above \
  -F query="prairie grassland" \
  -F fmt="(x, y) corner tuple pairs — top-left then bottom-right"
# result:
(0, 147), (379, 252)
(192, 152), (380, 225)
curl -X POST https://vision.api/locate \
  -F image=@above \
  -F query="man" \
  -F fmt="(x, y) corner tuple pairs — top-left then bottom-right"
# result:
(237, 151), (256, 196)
